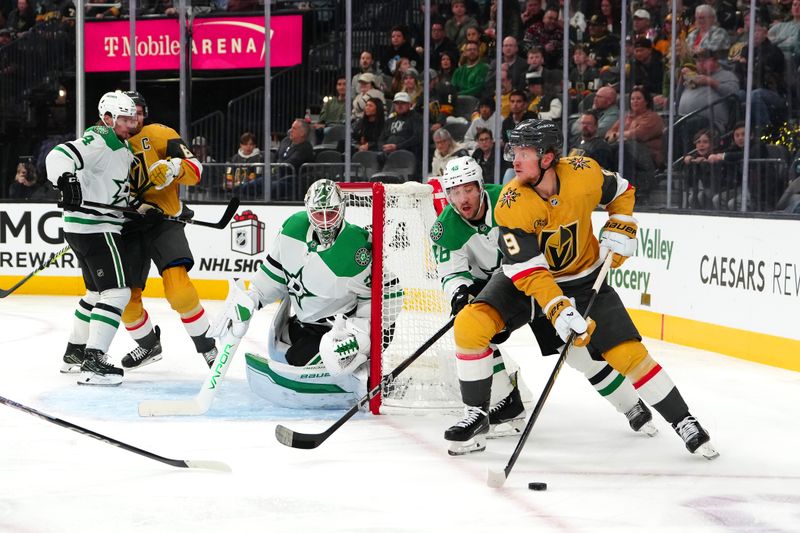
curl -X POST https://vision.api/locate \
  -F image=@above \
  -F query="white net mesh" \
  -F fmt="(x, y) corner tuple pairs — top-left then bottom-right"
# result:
(343, 182), (461, 410)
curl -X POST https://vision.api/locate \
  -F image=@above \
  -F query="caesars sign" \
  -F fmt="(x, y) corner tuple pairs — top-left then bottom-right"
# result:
(84, 15), (302, 71)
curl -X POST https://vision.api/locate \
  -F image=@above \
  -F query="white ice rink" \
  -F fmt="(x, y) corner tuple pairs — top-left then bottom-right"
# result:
(1, 295), (798, 533)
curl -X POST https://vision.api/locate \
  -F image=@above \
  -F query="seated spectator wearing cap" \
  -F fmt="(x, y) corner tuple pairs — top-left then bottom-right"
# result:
(431, 128), (469, 176)
(686, 5), (730, 57)
(585, 14), (620, 69)
(401, 68), (423, 109)
(628, 37), (664, 96)
(451, 41), (489, 97)
(463, 97), (496, 150)
(525, 71), (562, 120)
(379, 92), (422, 166)
(352, 72), (385, 120)
(631, 8), (668, 56)
(351, 50), (383, 97)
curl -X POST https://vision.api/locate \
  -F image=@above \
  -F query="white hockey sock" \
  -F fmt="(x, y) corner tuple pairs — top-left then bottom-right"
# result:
(566, 346), (639, 414)
(489, 348), (514, 406)
(86, 288), (130, 353)
(456, 347), (494, 407)
(125, 309), (155, 344)
(68, 291), (98, 345)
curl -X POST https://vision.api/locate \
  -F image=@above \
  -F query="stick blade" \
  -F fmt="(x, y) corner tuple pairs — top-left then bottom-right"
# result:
(486, 467), (508, 488)
(138, 399), (208, 417)
(275, 424), (323, 450)
(182, 459), (232, 472)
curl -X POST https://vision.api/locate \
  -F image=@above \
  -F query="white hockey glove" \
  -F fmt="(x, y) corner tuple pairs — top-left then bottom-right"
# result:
(148, 157), (182, 190)
(599, 215), (638, 268)
(545, 296), (596, 348)
(208, 279), (258, 339)
(319, 315), (371, 376)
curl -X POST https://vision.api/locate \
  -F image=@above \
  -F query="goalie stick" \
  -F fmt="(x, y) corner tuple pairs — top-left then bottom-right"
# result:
(81, 196), (241, 230)
(0, 245), (71, 298)
(486, 251), (615, 488)
(274, 316), (456, 450)
(0, 394), (230, 471)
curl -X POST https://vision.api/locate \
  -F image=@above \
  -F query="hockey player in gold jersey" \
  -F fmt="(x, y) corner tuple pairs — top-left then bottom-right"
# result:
(444, 119), (718, 460)
(119, 91), (218, 370)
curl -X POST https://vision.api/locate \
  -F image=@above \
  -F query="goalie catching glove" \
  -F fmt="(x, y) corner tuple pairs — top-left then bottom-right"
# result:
(319, 315), (370, 376)
(599, 215), (638, 268)
(545, 296), (595, 347)
(208, 279), (259, 339)
(148, 157), (182, 190)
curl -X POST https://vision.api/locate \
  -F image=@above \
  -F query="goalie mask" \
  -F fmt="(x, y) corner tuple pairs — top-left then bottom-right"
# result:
(305, 179), (346, 246)
(97, 91), (137, 127)
(441, 156), (485, 219)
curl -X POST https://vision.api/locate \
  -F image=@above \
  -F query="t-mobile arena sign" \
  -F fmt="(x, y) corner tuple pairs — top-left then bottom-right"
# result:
(85, 15), (302, 71)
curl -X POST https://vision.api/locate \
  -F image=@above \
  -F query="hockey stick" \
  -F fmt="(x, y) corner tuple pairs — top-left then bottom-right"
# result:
(0, 245), (72, 298)
(137, 332), (241, 417)
(81, 196), (240, 229)
(487, 251), (615, 488)
(0, 394), (230, 471)
(275, 316), (456, 450)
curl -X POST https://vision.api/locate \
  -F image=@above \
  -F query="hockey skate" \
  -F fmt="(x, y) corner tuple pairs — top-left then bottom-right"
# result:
(625, 399), (659, 437)
(445, 405), (489, 456)
(201, 346), (219, 369)
(78, 349), (123, 386)
(673, 415), (719, 460)
(121, 326), (162, 369)
(60, 343), (86, 374)
(487, 385), (526, 439)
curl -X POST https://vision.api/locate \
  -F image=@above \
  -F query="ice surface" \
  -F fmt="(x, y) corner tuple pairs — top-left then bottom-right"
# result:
(1, 295), (798, 532)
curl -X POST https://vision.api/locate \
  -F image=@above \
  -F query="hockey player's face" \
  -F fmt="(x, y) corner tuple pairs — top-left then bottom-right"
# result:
(113, 115), (137, 140)
(512, 146), (541, 183)
(131, 105), (145, 134)
(448, 182), (482, 220)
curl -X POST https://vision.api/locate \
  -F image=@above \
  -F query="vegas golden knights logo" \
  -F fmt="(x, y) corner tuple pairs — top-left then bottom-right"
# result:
(539, 222), (578, 272)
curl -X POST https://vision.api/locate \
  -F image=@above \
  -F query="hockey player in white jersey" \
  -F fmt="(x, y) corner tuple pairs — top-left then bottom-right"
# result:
(431, 157), (656, 454)
(46, 90), (137, 386)
(212, 179), (401, 408)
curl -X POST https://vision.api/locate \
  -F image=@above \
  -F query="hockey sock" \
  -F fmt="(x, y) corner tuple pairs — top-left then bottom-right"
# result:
(566, 346), (639, 414)
(631, 360), (690, 425)
(163, 267), (214, 353)
(69, 291), (98, 345)
(86, 287), (130, 353)
(489, 348), (514, 405)
(456, 347), (494, 407)
(122, 288), (158, 349)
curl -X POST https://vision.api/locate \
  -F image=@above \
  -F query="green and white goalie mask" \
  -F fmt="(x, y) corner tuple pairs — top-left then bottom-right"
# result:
(305, 179), (346, 246)
(441, 156), (485, 217)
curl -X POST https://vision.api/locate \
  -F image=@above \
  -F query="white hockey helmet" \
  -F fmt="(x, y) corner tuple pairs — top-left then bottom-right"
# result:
(441, 156), (484, 202)
(305, 179), (346, 246)
(97, 90), (137, 126)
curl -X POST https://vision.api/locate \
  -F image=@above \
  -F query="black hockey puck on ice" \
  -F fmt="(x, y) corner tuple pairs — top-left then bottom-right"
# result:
(528, 482), (547, 491)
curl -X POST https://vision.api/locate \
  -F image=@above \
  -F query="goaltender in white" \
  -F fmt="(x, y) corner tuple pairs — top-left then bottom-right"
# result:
(210, 179), (401, 408)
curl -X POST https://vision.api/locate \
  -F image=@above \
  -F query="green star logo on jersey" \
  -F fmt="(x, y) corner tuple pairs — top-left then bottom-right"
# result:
(499, 188), (520, 208)
(285, 266), (316, 309)
(354, 247), (371, 267)
(430, 220), (444, 242)
(111, 177), (130, 206)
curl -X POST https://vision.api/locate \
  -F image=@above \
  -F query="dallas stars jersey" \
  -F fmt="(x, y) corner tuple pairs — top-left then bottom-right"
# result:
(495, 155), (635, 309)
(251, 212), (376, 325)
(128, 123), (202, 216)
(430, 183), (504, 299)
(46, 125), (134, 235)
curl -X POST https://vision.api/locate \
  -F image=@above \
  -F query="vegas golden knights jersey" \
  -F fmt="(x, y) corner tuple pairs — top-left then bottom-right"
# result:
(128, 123), (202, 216)
(494, 155), (635, 309)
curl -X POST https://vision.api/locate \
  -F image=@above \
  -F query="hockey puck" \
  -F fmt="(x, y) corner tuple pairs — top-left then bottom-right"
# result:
(528, 482), (547, 491)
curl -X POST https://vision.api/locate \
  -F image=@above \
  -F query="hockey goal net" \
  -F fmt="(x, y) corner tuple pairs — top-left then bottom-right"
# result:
(340, 182), (460, 414)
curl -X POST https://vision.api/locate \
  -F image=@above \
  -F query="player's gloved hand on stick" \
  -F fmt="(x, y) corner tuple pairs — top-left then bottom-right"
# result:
(599, 215), (638, 268)
(450, 284), (473, 316)
(137, 203), (164, 224)
(546, 296), (595, 347)
(208, 279), (258, 339)
(148, 158), (182, 190)
(319, 315), (370, 376)
(56, 172), (82, 209)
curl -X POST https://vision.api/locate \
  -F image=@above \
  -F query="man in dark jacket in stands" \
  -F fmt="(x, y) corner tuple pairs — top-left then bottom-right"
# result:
(380, 92), (422, 156)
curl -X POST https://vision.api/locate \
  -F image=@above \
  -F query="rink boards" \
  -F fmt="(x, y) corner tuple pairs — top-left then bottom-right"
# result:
(1, 202), (798, 371)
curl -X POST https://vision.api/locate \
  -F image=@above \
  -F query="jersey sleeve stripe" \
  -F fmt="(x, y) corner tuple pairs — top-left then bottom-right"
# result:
(442, 272), (474, 284)
(63, 142), (85, 170)
(259, 262), (285, 284)
(598, 172), (632, 207)
(266, 254), (283, 271)
(501, 254), (550, 281)
(53, 146), (77, 167)
(183, 158), (200, 177)
(509, 265), (547, 282)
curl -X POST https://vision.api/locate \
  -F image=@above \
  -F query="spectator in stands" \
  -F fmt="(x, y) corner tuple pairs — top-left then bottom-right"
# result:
(191, 136), (215, 164)
(485, 36), (527, 95)
(451, 41), (488, 98)
(496, 67), (514, 118)
(686, 4), (730, 56)
(628, 38), (664, 97)
(8, 160), (54, 199)
(706, 0), (739, 32)
(586, 14), (620, 69)
(570, 84), (619, 140)
(470, 127), (505, 183)
(520, 0), (544, 28)
(596, 0), (622, 36)
(677, 49), (739, 140)
(7, 0), (34, 32)
(0, 28), (12, 48)
(463, 97), (496, 149)
(525, 46), (560, 95)
(352, 72), (385, 120)
(227, 0), (258, 12)
(707, 120), (769, 209)
(733, 16), (787, 129)
(226, 132), (264, 191)
(381, 25), (419, 76)
(445, 0), (478, 48)
(571, 110), (614, 169)
(460, 26), (488, 64)
(419, 18), (459, 70)
(352, 97), (385, 153)
(681, 128), (722, 209)
(145, 0), (176, 16)
(379, 92), (422, 160)
(427, 69), (458, 132)
(483, 0), (522, 46)
(606, 86), (664, 192)
(402, 68), (423, 109)
(314, 75), (347, 143)
(707, 121), (768, 164)
(776, 173), (800, 212)
(438, 50), (457, 86)
(352, 50), (382, 97)
(431, 128), (469, 176)
(388, 57), (413, 99)
(525, 71), (562, 121)
(569, 44), (599, 111)
(632, 8), (661, 45)
(501, 90), (536, 146)
(768, 0), (800, 57)
(522, 7), (563, 68)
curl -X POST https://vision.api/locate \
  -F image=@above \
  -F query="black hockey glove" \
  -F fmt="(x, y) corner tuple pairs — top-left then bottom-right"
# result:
(450, 284), (473, 316)
(56, 172), (82, 209)
(141, 204), (164, 225)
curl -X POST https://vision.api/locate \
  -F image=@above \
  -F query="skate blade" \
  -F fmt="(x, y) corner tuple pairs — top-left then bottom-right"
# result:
(696, 442), (719, 460)
(60, 363), (82, 374)
(447, 435), (487, 456)
(122, 354), (163, 370)
(636, 421), (659, 437)
(77, 372), (123, 386)
(487, 417), (525, 439)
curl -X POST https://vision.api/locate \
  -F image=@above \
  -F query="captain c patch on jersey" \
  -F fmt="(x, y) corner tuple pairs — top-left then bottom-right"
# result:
(539, 221), (579, 272)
